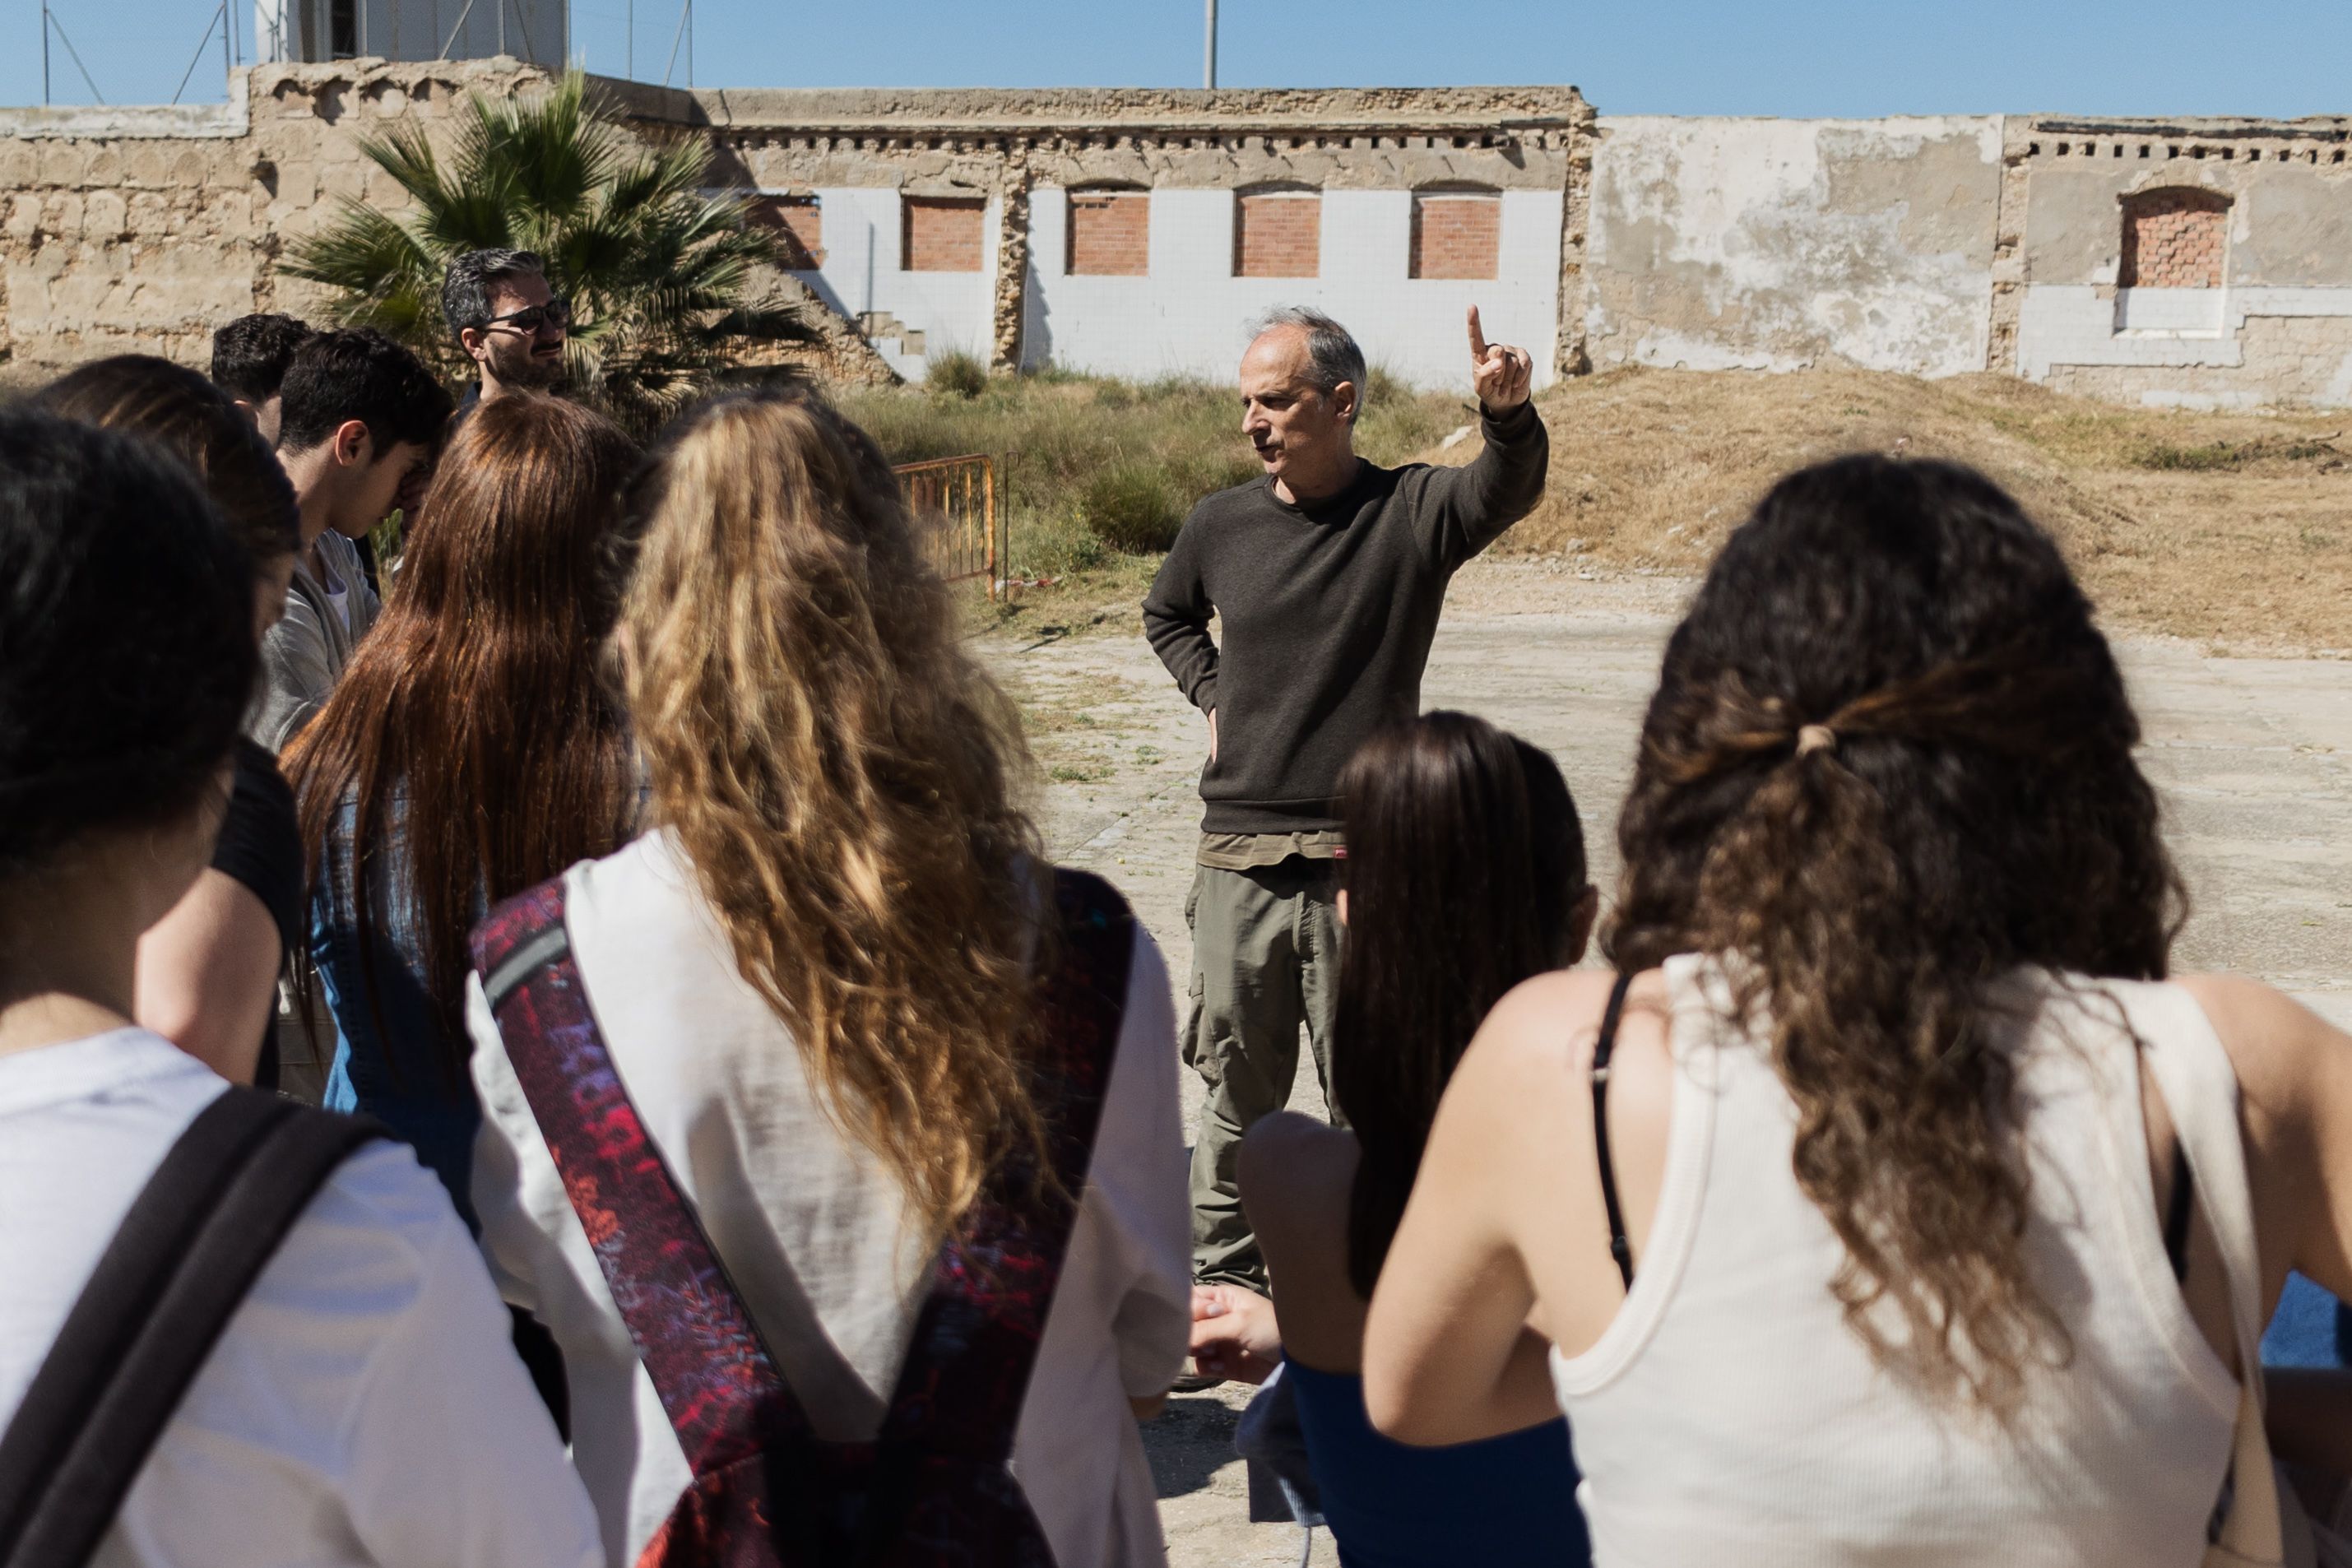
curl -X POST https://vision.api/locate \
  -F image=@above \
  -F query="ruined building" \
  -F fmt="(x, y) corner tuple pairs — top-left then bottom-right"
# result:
(2, 61), (2349, 407)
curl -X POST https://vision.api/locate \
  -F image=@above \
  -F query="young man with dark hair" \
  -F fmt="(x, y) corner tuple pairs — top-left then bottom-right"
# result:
(441, 248), (568, 406)
(209, 313), (315, 445)
(252, 327), (452, 752)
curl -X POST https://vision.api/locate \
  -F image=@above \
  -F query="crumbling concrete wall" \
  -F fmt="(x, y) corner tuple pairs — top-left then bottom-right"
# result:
(11, 72), (2352, 409)
(2001, 116), (2352, 408)
(1580, 115), (2004, 378)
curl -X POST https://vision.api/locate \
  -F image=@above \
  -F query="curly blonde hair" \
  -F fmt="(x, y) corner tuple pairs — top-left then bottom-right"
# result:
(616, 387), (1048, 1245)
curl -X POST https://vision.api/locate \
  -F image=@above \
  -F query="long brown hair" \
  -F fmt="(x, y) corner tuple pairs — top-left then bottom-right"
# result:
(617, 386), (1047, 1247)
(1608, 454), (2184, 1413)
(1334, 712), (1585, 1297)
(285, 394), (643, 1065)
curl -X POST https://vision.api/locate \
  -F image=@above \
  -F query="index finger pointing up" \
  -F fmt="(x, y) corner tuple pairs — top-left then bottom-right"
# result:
(1468, 304), (1489, 360)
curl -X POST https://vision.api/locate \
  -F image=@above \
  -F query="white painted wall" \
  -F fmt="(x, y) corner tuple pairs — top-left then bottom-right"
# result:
(1022, 185), (1563, 392)
(2017, 283), (2352, 399)
(782, 187), (1000, 383)
(1583, 115), (2002, 378)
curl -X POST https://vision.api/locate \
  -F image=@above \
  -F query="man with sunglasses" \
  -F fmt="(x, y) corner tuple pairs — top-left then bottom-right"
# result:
(442, 249), (570, 408)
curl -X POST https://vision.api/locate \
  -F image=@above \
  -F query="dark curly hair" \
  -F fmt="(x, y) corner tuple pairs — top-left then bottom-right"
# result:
(210, 313), (314, 406)
(1607, 453), (2184, 1413)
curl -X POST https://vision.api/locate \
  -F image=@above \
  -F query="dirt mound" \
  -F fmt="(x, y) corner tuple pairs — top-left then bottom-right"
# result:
(1449, 367), (2351, 653)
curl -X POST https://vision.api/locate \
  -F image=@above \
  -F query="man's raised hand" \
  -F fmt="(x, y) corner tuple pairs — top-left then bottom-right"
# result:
(1468, 305), (1533, 412)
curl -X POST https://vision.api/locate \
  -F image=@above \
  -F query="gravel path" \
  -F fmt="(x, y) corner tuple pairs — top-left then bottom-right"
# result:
(981, 561), (2352, 1567)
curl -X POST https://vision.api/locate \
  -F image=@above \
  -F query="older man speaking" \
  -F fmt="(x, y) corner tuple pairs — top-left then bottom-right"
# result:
(1144, 304), (1548, 1294)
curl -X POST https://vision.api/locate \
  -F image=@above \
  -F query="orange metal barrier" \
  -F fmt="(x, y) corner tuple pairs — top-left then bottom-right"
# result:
(895, 453), (1001, 599)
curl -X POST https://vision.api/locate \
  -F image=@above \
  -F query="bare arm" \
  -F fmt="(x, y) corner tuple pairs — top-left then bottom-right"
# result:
(1362, 981), (1584, 1445)
(135, 869), (282, 1083)
(2181, 976), (2352, 1314)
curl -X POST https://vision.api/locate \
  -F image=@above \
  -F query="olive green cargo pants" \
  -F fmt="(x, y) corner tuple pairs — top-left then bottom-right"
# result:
(1184, 858), (1343, 1291)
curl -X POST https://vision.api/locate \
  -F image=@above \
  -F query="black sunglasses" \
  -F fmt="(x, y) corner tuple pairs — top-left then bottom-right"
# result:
(484, 296), (572, 333)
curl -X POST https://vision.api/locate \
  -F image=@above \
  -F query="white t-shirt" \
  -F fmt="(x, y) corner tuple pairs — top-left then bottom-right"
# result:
(466, 831), (1191, 1568)
(0, 1028), (605, 1568)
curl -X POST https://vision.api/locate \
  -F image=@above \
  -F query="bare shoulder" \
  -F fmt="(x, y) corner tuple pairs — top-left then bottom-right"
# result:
(1454, 967), (1673, 1094)
(2177, 972), (2352, 1111)
(1240, 1112), (1358, 1232)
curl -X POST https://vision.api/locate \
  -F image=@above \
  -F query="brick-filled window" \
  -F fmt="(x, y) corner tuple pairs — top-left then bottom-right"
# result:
(2119, 188), (2229, 289)
(1234, 191), (1322, 279)
(749, 195), (823, 270)
(1410, 191), (1501, 280)
(902, 196), (986, 273)
(1068, 190), (1150, 276)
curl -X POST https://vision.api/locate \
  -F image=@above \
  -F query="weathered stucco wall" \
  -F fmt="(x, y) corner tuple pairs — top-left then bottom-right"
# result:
(7, 72), (2352, 408)
(0, 63), (577, 373)
(2000, 116), (2352, 408)
(1580, 115), (2003, 378)
(0, 61), (892, 382)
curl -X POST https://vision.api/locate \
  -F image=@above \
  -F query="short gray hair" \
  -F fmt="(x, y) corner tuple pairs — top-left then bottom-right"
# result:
(1250, 306), (1369, 415)
(441, 247), (549, 342)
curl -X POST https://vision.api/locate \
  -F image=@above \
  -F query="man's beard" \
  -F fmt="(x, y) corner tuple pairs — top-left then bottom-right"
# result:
(497, 346), (565, 390)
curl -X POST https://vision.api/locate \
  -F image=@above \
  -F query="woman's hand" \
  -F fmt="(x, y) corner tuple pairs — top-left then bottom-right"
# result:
(1190, 1283), (1283, 1385)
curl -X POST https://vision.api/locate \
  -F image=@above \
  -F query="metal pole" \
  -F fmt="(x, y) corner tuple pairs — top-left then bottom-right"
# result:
(685, 0), (691, 88)
(659, 0), (685, 86)
(225, 0), (235, 69)
(42, 0), (51, 105)
(1204, 0), (1216, 89)
(625, 0), (631, 77)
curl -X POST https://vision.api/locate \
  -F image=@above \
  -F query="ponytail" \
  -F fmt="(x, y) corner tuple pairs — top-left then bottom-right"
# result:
(1609, 454), (2183, 1413)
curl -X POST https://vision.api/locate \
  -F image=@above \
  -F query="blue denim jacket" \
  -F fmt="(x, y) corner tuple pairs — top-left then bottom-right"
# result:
(311, 796), (485, 1232)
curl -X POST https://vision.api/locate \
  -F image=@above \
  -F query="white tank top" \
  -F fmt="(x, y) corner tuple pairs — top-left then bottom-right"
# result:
(1552, 954), (2242, 1568)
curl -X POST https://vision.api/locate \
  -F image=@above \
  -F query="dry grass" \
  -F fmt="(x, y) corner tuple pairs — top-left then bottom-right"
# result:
(1481, 367), (2352, 652)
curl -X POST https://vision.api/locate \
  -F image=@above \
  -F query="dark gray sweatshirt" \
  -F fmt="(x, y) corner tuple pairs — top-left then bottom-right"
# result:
(1142, 403), (1550, 835)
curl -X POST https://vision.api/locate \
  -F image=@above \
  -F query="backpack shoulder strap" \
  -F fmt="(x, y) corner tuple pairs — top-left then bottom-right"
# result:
(0, 1088), (385, 1568)
(471, 879), (814, 1481)
(875, 865), (1138, 1457)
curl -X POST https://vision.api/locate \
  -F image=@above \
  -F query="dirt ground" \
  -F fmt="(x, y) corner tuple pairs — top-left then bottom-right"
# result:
(979, 561), (2352, 1568)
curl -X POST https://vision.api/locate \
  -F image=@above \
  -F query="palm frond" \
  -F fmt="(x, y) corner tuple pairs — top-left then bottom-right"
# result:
(281, 69), (814, 434)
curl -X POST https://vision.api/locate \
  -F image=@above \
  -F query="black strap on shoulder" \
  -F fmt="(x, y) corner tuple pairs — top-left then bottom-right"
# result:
(1591, 972), (1636, 1292)
(0, 1088), (385, 1568)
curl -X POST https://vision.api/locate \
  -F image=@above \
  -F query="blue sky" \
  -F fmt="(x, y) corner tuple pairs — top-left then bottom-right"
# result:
(13, 1), (2351, 118)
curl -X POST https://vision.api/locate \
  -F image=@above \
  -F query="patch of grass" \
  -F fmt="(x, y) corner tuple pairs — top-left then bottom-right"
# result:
(1081, 463), (1185, 554)
(926, 350), (989, 400)
(2133, 441), (2243, 471)
(860, 360), (2347, 652)
(837, 366), (1465, 612)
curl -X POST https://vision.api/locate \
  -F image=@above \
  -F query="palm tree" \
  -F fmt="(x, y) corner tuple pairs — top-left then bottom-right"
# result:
(283, 72), (812, 433)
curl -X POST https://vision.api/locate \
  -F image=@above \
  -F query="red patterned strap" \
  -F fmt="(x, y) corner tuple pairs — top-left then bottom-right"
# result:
(472, 879), (807, 1480)
(876, 867), (1134, 1458)
(471, 867), (1135, 1485)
